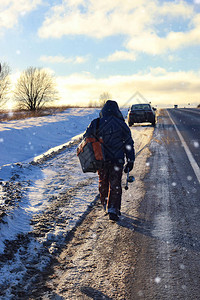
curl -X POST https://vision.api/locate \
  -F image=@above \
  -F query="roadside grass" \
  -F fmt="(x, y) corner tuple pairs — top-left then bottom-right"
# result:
(0, 105), (95, 122)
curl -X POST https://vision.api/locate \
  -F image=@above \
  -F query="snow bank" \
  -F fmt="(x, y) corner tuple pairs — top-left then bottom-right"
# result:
(0, 108), (100, 167)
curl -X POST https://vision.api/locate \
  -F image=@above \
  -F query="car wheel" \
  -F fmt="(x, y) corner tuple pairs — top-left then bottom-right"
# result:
(152, 120), (156, 126)
(128, 123), (132, 127)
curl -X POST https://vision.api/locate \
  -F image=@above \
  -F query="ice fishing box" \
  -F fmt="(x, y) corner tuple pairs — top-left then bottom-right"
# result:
(77, 137), (104, 173)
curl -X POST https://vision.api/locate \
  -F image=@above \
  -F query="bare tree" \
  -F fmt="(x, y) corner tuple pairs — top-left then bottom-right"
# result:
(99, 92), (112, 107)
(0, 62), (11, 108)
(14, 67), (59, 111)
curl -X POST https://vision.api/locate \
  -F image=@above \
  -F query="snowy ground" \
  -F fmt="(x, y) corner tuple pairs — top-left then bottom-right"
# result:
(1, 108), (199, 299)
(0, 107), (132, 299)
(0, 108), (101, 166)
(0, 108), (101, 247)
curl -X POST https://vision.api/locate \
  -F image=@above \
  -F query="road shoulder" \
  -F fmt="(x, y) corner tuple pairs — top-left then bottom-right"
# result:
(29, 125), (154, 299)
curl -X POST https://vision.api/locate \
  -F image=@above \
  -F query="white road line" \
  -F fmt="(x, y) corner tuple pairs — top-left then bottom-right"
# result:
(167, 110), (200, 184)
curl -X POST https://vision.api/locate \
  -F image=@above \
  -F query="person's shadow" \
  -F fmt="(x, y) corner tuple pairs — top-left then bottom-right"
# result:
(118, 213), (153, 234)
(80, 286), (113, 299)
(118, 213), (200, 253)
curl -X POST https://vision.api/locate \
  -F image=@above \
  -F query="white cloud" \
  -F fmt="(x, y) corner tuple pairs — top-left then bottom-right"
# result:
(101, 51), (137, 62)
(74, 56), (88, 64)
(40, 55), (88, 64)
(159, 1), (193, 17)
(0, 0), (42, 33)
(126, 17), (200, 55)
(126, 32), (166, 55)
(38, 0), (199, 59)
(38, 0), (153, 39)
(55, 68), (200, 107)
(149, 67), (167, 76)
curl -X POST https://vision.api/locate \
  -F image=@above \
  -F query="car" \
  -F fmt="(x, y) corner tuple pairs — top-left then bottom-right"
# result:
(127, 103), (156, 126)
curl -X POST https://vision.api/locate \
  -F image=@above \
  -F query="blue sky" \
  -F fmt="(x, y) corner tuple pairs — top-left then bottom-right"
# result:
(1, 0), (200, 107)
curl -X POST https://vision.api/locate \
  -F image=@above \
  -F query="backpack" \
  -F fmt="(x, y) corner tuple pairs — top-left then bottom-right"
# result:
(77, 118), (104, 173)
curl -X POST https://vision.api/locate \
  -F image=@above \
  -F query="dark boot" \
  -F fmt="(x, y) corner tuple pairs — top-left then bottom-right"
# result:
(109, 213), (119, 221)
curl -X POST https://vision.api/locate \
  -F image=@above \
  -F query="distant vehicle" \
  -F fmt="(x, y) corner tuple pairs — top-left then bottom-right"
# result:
(174, 105), (178, 108)
(127, 103), (156, 126)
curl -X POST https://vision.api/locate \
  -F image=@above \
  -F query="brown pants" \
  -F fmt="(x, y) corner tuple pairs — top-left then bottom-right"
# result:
(98, 164), (123, 215)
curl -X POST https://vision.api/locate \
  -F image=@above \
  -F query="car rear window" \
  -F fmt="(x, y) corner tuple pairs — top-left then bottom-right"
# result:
(131, 104), (151, 110)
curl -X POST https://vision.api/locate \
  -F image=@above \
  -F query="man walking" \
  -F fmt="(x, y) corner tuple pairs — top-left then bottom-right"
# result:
(83, 100), (135, 221)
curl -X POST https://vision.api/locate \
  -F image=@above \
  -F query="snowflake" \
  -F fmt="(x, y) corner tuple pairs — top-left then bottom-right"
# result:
(0, 138), (4, 143)
(125, 145), (132, 151)
(192, 188), (197, 194)
(155, 277), (161, 283)
(114, 166), (120, 171)
(172, 182), (177, 186)
(182, 285), (187, 290)
(194, 141), (199, 148)
(187, 176), (192, 181)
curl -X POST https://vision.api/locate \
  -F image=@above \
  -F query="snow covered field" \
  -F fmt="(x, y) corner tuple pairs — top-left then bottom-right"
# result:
(0, 108), (101, 166)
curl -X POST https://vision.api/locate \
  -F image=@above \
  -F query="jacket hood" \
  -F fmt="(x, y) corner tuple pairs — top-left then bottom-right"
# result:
(99, 100), (124, 120)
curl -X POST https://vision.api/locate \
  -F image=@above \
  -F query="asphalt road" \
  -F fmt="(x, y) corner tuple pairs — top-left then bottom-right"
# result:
(168, 108), (200, 168)
(130, 109), (200, 299)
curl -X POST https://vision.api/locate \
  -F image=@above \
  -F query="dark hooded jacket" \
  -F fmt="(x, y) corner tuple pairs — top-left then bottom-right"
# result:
(83, 100), (135, 165)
